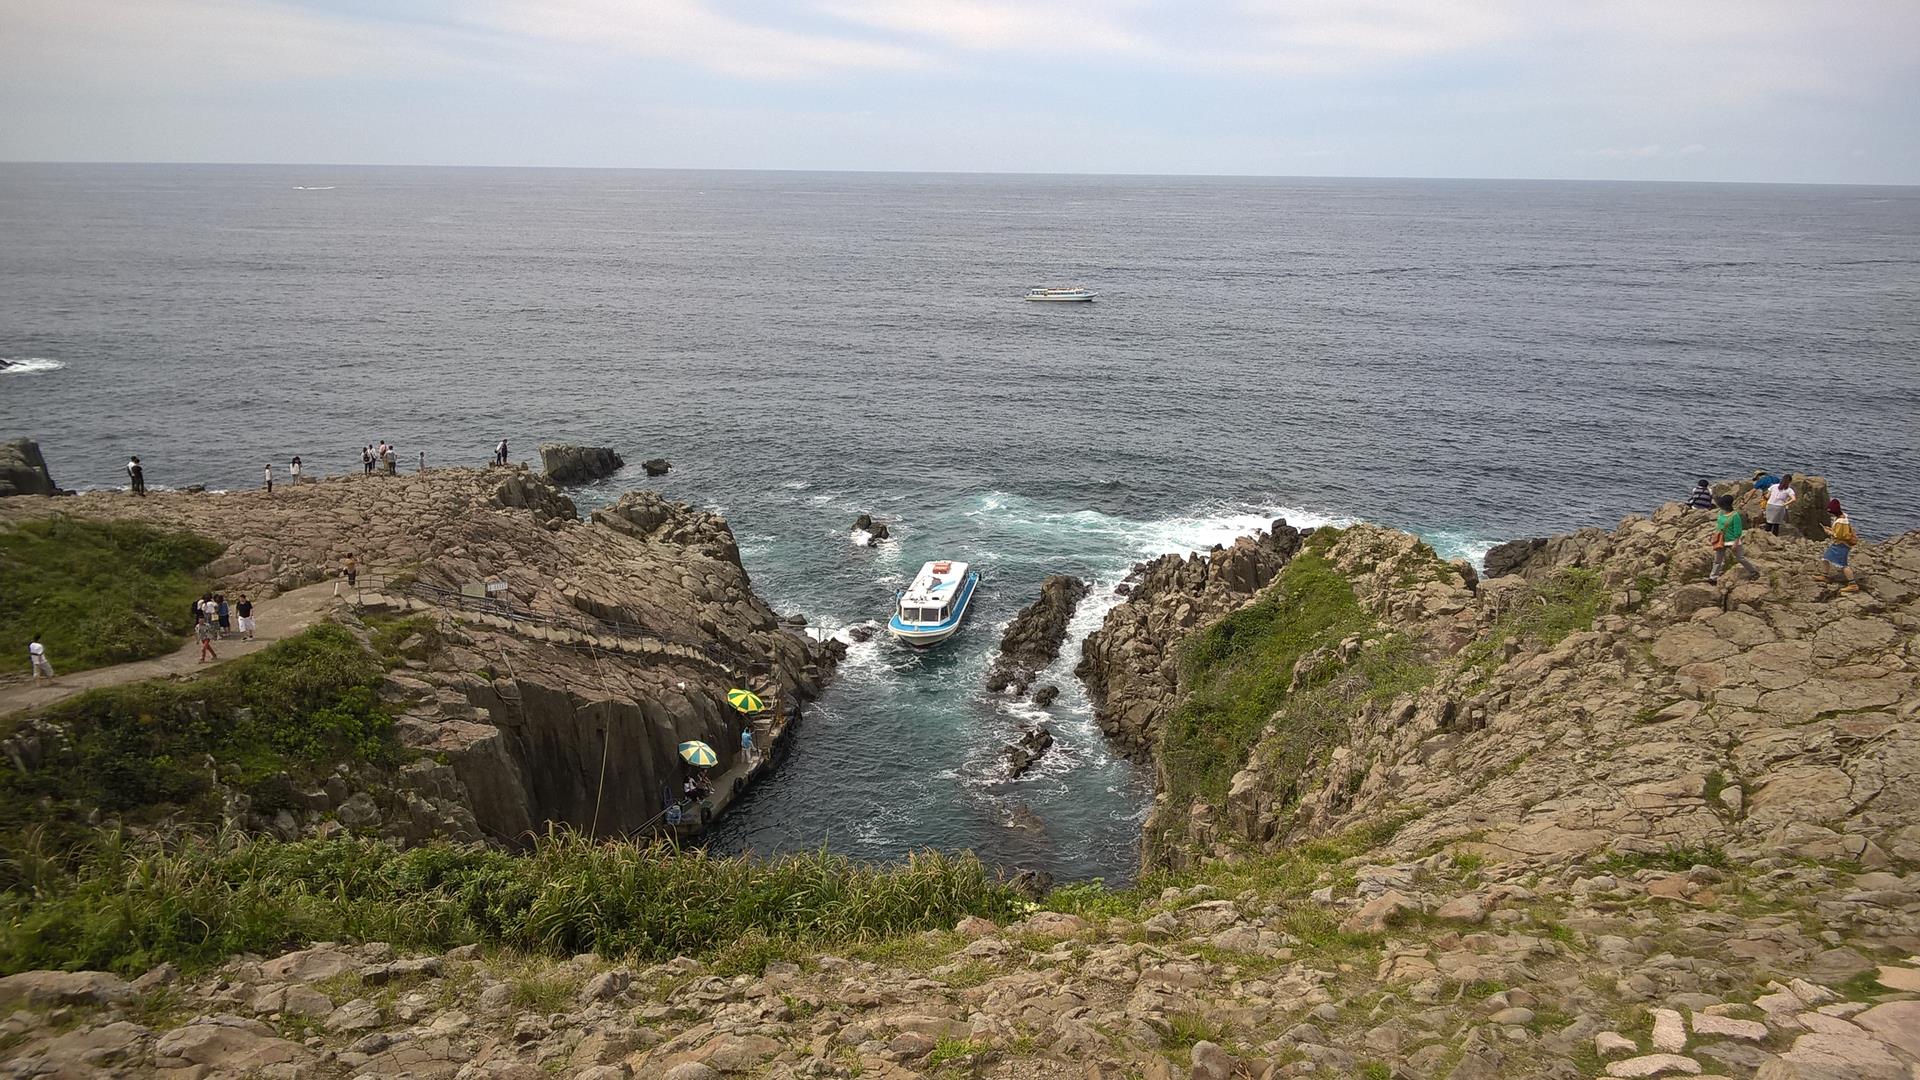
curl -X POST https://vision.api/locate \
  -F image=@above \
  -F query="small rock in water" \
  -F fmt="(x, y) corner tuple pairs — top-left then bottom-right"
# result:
(851, 513), (891, 545)
(1031, 684), (1060, 707)
(642, 457), (671, 476)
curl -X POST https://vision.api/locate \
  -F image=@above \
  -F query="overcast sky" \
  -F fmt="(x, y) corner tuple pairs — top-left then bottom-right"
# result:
(2, 0), (1916, 183)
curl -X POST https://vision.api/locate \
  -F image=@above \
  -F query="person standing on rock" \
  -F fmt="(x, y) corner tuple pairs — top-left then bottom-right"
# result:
(126, 455), (144, 496)
(195, 609), (218, 663)
(362, 445), (374, 475)
(27, 635), (54, 685)
(289, 456), (302, 485)
(495, 439), (508, 466)
(1709, 494), (1759, 584)
(1822, 499), (1860, 593)
(1685, 479), (1715, 510)
(236, 594), (255, 641)
(263, 462), (273, 493)
(1763, 474), (1797, 535)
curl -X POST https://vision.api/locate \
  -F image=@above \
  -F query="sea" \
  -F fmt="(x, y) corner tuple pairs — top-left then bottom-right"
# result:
(3, 164), (1917, 883)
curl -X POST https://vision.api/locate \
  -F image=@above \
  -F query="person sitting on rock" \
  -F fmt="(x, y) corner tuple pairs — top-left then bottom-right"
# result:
(1685, 478), (1715, 510)
(1709, 494), (1759, 585)
(1822, 498), (1860, 593)
(683, 775), (704, 804)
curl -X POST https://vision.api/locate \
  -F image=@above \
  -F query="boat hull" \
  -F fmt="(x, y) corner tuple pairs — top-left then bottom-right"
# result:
(1024, 294), (1095, 302)
(887, 571), (979, 647)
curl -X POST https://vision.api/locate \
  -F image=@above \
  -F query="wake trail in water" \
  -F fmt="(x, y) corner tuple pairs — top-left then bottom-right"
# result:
(0, 357), (65, 375)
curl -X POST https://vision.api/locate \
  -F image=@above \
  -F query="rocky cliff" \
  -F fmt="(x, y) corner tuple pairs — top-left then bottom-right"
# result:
(1076, 521), (1304, 756)
(985, 575), (1089, 696)
(4, 489), (1920, 1080)
(0, 438), (59, 498)
(0, 468), (839, 843)
(540, 445), (625, 485)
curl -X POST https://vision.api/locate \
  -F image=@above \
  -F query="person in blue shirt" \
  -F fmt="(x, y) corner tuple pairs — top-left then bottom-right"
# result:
(1752, 470), (1781, 492)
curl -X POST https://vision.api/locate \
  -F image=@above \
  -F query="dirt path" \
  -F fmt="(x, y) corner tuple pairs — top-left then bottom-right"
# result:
(0, 581), (346, 717)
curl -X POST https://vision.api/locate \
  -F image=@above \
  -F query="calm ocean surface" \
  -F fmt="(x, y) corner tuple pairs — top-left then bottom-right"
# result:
(4, 165), (1917, 881)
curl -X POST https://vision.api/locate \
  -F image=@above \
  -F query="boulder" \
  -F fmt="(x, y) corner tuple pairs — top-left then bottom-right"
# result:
(540, 444), (625, 484)
(1003, 725), (1055, 778)
(0, 970), (133, 1007)
(1031, 683), (1060, 707)
(851, 513), (891, 545)
(986, 575), (1090, 694)
(0, 438), (59, 497)
(1482, 537), (1547, 579)
(642, 458), (671, 476)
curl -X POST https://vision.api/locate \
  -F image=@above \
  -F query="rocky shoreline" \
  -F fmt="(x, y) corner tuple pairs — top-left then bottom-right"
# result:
(3, 466), (1919, 1079)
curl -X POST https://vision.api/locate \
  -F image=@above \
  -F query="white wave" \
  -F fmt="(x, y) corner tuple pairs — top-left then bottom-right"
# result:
(849, 528), (873, 547)
(781, 480), (811, 490)
(292, 185), (336, 190)
(0, 356), (65, 375)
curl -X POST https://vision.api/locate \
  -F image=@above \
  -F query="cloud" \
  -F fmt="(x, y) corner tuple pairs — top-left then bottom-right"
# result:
(1575, 144), (1710, 160)
(474, 0), (931, 79)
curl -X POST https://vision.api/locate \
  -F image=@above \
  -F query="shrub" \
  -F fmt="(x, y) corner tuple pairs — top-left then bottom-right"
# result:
(0, 519), (221, 674)
(0, 831), (1021, 976)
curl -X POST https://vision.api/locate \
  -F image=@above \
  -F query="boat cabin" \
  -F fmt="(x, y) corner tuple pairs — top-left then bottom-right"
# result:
(897, 560), (970, 625)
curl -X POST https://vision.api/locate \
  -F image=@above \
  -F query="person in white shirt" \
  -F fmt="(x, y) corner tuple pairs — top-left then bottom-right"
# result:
(1763, 473), (1798, 535)
(28, 636), (54, 684)
(263, 463), (273, 493)
(289, 456), (302, 485)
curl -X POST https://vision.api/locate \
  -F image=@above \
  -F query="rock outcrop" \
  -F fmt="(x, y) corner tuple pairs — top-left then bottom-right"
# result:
(1076, 520), (1304, 756)
(851, 513), (890, 546)
(0, 437), (59, 497)
(1003, 725), (1054, 778)
(0, 466), (839, 843)
(642, 458), (671, 477)
(1487, 475), (1837, 581)
(985, 575), (1089, 695)
(539, 444), (624, 485)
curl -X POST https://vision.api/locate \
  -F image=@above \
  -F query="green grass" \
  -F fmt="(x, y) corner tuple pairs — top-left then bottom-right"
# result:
(0, 830), (1021, 977)
(1594, 844), (1730, 876)
(0, 519), (222, 675)
(926, 1038), (992, 1066)
(1157, 553), (1374, 812)
(1163, 1011), (1232, 1053)
(364, 613), (441, 669)
(0, 625), (398, 861)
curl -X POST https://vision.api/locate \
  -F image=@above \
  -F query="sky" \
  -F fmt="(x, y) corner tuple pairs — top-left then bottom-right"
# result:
(2, 0), (1917, 183)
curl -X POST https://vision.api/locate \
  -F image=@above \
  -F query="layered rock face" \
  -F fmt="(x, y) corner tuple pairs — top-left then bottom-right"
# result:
(985, 574), (1088, 696)
(1076, 521), (1304, 756)
(539, 444), (625, 484)
(0, 438), (59, 497)
(0, 468), (839, 841)
(1117, 504), (1919, 882)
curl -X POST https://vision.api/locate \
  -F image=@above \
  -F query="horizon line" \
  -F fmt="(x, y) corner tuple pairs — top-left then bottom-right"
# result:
(2, 159), (1914, 190)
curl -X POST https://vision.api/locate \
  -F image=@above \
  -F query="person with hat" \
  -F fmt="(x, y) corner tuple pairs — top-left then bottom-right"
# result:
(1821, 498), (1859, 593)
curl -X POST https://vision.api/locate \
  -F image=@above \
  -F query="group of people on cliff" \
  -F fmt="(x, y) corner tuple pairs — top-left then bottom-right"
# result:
(1686, 472), (1858, 591)
(191, 592), (255, 662)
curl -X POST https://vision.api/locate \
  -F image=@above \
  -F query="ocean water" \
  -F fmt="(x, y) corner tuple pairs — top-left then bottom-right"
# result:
(4, 164), (1917, 882)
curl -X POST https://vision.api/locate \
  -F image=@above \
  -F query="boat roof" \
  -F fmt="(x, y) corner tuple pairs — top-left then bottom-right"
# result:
(1029, 285), (1091, 292)
(901, 560), (970, 605)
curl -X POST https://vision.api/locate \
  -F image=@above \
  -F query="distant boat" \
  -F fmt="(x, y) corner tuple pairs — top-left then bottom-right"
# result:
(1024, 286), (1097, 303)
(888, 560), (980, 647)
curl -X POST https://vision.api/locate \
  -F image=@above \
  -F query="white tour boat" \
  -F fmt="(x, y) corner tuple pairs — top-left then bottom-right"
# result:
(887, 560), (980, 647)
(1024, 286), (1097, 302)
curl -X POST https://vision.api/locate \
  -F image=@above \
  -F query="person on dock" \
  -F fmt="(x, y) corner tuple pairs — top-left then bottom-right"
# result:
(1763, 473), (1798, 535)
(263, 462), (273, 493)
(740, 725), (755, 764)
(127, 455), (145, 496)
(1684, 478), (1715, 510)
(236, 594), (255, 640)
(1709, 494), (1759, 584)
(1822, 499), (1860, 593)
(195, 610), (218, 663)
(289, 456), (302, 485)
(27, 635), (54, 685)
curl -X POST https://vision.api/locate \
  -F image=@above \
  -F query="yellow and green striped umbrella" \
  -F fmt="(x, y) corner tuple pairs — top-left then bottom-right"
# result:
(677, 740), (718, 767)
(726, 688), (766, 714)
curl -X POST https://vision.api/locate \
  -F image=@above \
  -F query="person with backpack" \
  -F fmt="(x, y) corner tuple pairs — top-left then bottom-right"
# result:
(1708, 494), (1759, 584)
(1684, 478), (1715, 510)
(1822, 499), (1860, 593)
